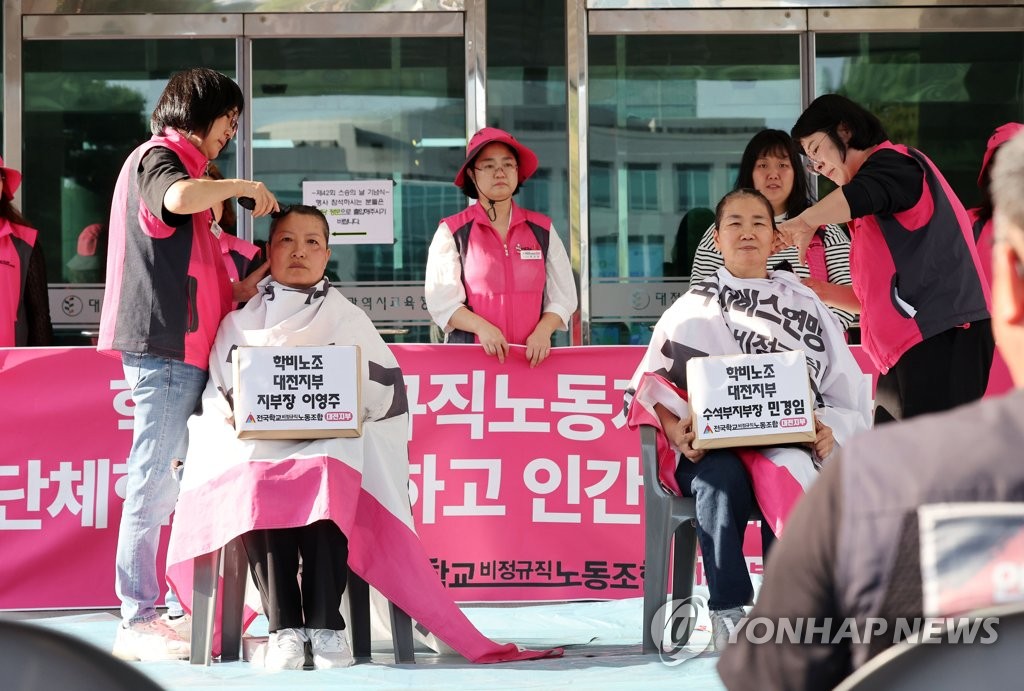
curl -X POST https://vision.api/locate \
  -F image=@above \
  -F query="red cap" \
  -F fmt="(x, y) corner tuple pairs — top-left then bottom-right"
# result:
(454, 127), (539, 188)
(0, 155), (23, 201)
(979, 123), (1024, 187)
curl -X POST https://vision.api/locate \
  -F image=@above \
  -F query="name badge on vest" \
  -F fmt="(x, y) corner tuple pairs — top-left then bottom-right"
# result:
(209, 219), (224, 238)
(518, 248), (543, 260)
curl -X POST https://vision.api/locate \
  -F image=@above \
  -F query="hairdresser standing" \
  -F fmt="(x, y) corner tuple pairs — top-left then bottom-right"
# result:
(779, 95), (993, 423)
(98, 68), (276, 661)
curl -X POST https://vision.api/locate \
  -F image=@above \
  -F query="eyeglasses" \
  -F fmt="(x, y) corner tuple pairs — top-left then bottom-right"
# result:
(224, 111), (240, 134)
(803, 132), (830, 173)
(474, 161), (518, 176)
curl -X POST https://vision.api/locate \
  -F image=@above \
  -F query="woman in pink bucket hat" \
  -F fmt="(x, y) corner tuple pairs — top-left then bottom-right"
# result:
(969, 122), (1024, 285)
(424, 127), (576, 367)
(0, 155), (53, 346)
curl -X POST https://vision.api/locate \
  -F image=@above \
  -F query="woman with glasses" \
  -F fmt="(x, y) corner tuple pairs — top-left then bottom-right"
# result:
(99, 68), (279, 662)
(689, 129), (859, 331)
(425, 127), (576, 367)
(779, 94), (993, 423)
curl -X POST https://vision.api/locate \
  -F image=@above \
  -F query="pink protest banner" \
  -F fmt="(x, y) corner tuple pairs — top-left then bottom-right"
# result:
(0, 347), (159, 609)
(395, 344), (647, 600)
(0, 344), (786, 609)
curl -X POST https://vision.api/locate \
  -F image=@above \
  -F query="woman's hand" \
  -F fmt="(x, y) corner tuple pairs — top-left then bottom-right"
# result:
(809, 415), (835, 462)
(524, 316), (559, 368)
(777, 215), (817, 266)
(476, 321), (509, 363)
(667, 416), (707, 464)
(239, 180), (279, 218)
(232, 260), (270, 304)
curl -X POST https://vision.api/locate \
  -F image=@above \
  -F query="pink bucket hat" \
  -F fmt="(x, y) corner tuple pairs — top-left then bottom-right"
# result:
(67, 223), (103, 271)
(979, 123), (1024, 187)
(454, 127), (539, 188)
(0, 155), (23, 201)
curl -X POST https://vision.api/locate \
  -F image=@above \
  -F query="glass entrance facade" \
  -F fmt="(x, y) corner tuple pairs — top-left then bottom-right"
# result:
(5, 2), (1023, 346)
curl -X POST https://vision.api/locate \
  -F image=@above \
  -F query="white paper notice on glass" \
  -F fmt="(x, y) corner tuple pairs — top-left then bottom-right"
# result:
(302, 179), (394, 246)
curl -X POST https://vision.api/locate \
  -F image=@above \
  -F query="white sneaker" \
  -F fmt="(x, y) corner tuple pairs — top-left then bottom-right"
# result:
(307, 628), (354, 669)
(112, 618), (190, 661)
(262, 628), (308, 670)
(161, 612), (192, 644)
(710, 607), (746, 652)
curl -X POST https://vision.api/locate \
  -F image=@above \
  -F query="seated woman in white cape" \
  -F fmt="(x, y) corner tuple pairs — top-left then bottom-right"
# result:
(625, 189), (871, 649)
(166, 205), (559, 667)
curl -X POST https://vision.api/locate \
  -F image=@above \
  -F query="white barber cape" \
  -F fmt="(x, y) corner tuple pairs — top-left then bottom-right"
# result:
(166, 277), (559, 663)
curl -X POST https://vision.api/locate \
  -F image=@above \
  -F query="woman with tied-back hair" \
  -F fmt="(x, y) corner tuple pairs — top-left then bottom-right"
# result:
(626, 188), (871, 654)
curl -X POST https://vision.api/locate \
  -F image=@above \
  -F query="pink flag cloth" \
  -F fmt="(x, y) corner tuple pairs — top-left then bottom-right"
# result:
(166, 278), (561, 663)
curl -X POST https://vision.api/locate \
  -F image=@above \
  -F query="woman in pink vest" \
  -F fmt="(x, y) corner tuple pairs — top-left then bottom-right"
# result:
(0, 156), (52, 346)
(98, 68), (278, 662)
(779, 94), (993, 423)
(425, 128), (577, 367)
(969, 122), (1023, 286)
(689, 129), (859, 332)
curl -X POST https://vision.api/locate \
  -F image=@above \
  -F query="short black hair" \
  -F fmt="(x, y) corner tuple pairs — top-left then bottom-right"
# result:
(460, 142), (523, 199)
(150, 68), (243, 137)
(791, 94), (888, 162)
(715, 188), (777, 231)
(734, 129), (810, 218)
(268, 204), (330, 244)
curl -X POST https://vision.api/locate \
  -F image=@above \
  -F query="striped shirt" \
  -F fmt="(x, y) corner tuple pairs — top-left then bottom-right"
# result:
(689, 217), (856, 331)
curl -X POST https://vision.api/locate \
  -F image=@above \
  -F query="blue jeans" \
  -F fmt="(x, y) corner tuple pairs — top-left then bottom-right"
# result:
(675, 449), (769, 611)
(116, 352), (207, 624)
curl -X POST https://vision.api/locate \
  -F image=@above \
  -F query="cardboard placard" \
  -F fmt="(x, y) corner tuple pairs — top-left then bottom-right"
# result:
(233, 345), (361, 439)
(688, 350), (815, 450)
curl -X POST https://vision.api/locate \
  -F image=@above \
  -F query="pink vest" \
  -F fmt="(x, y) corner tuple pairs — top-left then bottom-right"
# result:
(98, 130), (232, 370)
(849, 142), (990, 372)
(443, 202), (551, 346)
(0, 220), (38, 347)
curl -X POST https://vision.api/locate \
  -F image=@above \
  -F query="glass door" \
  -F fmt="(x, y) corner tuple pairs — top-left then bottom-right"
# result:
(20, 14), (239, 344)
(17, 8), (465, 345)
(584, 9), (805, 345)
(247, 13), (465, 343)
(809, 6), (1024, 207)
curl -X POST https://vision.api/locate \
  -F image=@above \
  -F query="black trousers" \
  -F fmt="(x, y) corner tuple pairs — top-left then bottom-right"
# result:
(874, 319), (995, 424)
(240, 519), (349, 633)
